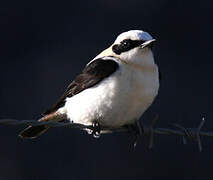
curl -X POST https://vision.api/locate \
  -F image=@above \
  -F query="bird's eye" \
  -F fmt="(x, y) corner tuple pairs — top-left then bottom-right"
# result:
(112, 39), (143, 55)
(122, 40), (131, 47)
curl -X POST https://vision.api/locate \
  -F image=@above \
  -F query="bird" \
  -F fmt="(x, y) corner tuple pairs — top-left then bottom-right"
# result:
(19, 30), (160, 139)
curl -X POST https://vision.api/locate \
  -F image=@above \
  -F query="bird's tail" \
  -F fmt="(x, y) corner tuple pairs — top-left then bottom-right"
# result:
(19, 125), (49, 139)
(19, 112), (66, 139)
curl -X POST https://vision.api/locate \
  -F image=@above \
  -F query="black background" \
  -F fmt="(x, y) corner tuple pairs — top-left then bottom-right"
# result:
(0, 0), (213, 179)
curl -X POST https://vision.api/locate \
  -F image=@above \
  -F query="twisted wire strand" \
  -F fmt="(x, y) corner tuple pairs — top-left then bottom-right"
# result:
(0, 117), (211, 151)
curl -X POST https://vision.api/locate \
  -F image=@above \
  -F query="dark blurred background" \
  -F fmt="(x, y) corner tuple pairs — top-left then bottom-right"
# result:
(0, 0), (213, 179)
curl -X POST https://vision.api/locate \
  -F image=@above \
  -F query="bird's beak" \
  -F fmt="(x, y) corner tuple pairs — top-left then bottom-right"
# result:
(140, 39), (156, 49)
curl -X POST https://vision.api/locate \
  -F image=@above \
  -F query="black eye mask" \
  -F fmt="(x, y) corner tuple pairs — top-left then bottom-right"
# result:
(112, 39), (144, 55)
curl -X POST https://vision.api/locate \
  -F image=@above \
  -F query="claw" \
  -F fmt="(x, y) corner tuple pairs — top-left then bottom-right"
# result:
(127, 121), (143, 147)
(92, 121), (101, 138)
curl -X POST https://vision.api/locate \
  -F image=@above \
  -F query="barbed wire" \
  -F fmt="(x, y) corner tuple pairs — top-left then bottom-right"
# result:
(0, 116), (212, 152)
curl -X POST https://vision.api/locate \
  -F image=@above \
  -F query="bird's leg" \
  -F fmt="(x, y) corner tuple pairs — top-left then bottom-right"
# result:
(136, 121), (144, 135)
(127, 121), (144, 147)
(91, 121), (101, 138)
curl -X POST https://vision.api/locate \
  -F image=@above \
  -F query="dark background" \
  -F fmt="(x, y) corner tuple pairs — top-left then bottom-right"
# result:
(0, 0), (213, 179)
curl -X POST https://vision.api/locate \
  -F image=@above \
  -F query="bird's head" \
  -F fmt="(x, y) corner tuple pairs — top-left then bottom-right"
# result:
(94, 30), (156, 66)
(112, 30), (156, 65)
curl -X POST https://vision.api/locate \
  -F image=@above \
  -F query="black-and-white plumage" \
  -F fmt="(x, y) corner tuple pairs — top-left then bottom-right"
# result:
(19, 30), (160, 139)
(44, 58), (119, 115)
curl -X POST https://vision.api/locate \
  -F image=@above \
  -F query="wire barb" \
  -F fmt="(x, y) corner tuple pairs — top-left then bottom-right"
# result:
(196, 117), (205, 152)
(171, 118), (206, 152)
(0, 117), (211, 151)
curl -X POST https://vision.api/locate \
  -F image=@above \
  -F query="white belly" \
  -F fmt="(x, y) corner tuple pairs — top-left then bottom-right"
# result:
(60, 63), (159, 127)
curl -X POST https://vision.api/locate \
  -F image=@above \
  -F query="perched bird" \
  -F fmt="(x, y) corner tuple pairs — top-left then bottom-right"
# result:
(19, 30), (160, 139)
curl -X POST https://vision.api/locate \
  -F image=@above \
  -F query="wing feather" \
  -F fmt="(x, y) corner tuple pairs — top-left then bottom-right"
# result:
(44, 57), (119, 115)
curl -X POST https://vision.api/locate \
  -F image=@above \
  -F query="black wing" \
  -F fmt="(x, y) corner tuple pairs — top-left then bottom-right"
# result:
(44, 58), (119, 115)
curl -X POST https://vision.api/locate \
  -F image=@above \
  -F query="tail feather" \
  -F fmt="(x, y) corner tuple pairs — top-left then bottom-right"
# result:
(19, 112), (66, 139)
(19, 125), (49, 139)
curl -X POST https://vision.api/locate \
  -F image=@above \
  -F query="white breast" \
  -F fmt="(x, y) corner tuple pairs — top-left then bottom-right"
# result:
(60, 61), (159, 128)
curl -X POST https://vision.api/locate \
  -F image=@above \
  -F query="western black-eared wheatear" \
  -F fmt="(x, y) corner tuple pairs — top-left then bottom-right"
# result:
(19, 30), (160, 139)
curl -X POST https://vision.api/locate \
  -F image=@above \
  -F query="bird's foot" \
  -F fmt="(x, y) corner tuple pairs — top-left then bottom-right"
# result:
(91, 121), (101, 138)
(126, 121), (144, 147)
